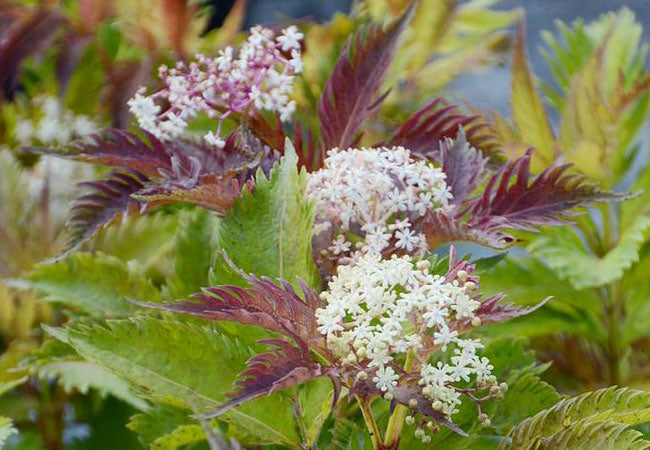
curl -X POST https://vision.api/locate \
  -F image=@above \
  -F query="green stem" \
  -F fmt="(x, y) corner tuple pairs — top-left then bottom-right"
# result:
(603, 283), (623, 385)
(291, 388), (312, 450)
(383, 351), (415, 449)
(357, 396), (383, 450)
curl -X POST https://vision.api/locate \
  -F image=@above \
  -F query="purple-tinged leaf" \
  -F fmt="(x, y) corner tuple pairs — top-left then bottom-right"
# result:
(422, 210), (517, 250)
(473, 294), (550, 326)
(317, 4), (414, 151)
(0, 8), (63, 100)
(440, 129), (489, 207)
(57, 171), (148, 261)
(29, 128), (274, 253)
(467, 149), (629, 232)
(386, 98), (500, 160)
(204, 339), (326, 419)
(130, 252), (326, 351)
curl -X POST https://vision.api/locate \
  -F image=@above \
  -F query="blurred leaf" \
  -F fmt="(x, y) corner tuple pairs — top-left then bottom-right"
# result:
(91, 212), (179, 264)
(23, 252), (161, 317)
(529, 216), (650, 289)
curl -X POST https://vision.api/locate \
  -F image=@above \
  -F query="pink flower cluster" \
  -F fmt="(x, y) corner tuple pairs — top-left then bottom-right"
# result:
(128, 26), (304, 147)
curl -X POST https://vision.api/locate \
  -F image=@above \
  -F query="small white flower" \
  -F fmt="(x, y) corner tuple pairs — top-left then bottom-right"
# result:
(277, 25), (304, 51)
(373, 366), (399, 392)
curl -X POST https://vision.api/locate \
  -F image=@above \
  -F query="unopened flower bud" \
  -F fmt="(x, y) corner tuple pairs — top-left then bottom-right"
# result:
(431, 400), (443, 411)
(464, 281), (476, 291)
(405, 415), (415, 425)
(471, 316), (482, 327)
(456, 270), (468, 282)
(408, 398), (418, 408)
(384, 392), (394, 401)
(416, 260), (431, 271)
(414, 427), (425, 438)
(356, 371), (368, 381)
(422, 435), (431, 444)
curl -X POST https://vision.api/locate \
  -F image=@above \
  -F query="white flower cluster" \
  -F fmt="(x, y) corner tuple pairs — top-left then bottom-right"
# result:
(128, 25), (303, 147)
(306, 146), (452, 261)
(316, 254), (493, 416)
(14, 96), (97, 146)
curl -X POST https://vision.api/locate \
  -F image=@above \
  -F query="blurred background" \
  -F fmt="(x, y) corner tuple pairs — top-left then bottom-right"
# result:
(238, 0), (650, 113)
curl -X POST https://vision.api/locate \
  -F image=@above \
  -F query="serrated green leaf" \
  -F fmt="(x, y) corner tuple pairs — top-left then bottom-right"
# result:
(163, 208), (219, 300)
(22, 252), (161, 317)
(523, 419), (650, 450)
(502, 386), (650, 449)
(0, 416), (17, 447)
(48, 316), (301, 447)
(511, 22), (556, 168)
(209, 140), (319, 289)
(491, 369), (562, 434)
(92, 213), (179, 265)
(529, 216), (650, 289)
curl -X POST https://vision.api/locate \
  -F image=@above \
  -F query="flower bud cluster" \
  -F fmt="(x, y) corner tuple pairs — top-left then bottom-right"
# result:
(316, 253), (495, 416)
(128, 26), (303, 147)
(306, 146), (452, 262)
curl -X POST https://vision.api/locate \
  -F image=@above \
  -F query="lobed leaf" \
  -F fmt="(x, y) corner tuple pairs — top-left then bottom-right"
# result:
(132, 251), (324, 351)
(510, 21), (556, 167)
(387, 98), (500, 161)
(529, 216), (650, 289)
(466, 150), (627, 233)
(503, 386), (650, 449)
(317, 3), (414, 151)
(205, 339), (327, 419)
(46, 316), (304, 447)
(23, 252), (160, 317)
(208, 139), (320, 289)
(61, 170), (148, 260)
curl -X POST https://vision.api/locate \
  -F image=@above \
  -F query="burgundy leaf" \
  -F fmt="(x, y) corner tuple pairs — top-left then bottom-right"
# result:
(440, 129), (489, 207)
(421, 210), (517, 250)
(29, 128), (274, 252)
(204, 339), (326, 419)
(386, 98), (500, 160)
(56, 171), (148, 261)
(130, 252), (326, 351)
(472, 294), (550, 326)
(467, 149), (629, 232)
(317, 4), (414, 151)
(0, 8), (63, 100)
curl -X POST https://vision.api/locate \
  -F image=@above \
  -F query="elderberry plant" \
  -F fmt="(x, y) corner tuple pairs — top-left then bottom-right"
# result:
(4, 2), (650, 450)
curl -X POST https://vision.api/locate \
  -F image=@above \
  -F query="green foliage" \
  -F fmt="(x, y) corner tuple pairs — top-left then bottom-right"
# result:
(22, 252), (160, 317)
(529, 216), (650, 290)
(502, 387), (650, 449)
(209, 140), (320, 289)
(510, 23), (556, 167)
(163, 208), (219, 300)
(45, 316), (326, 448)
(28, 337), (148, 410)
